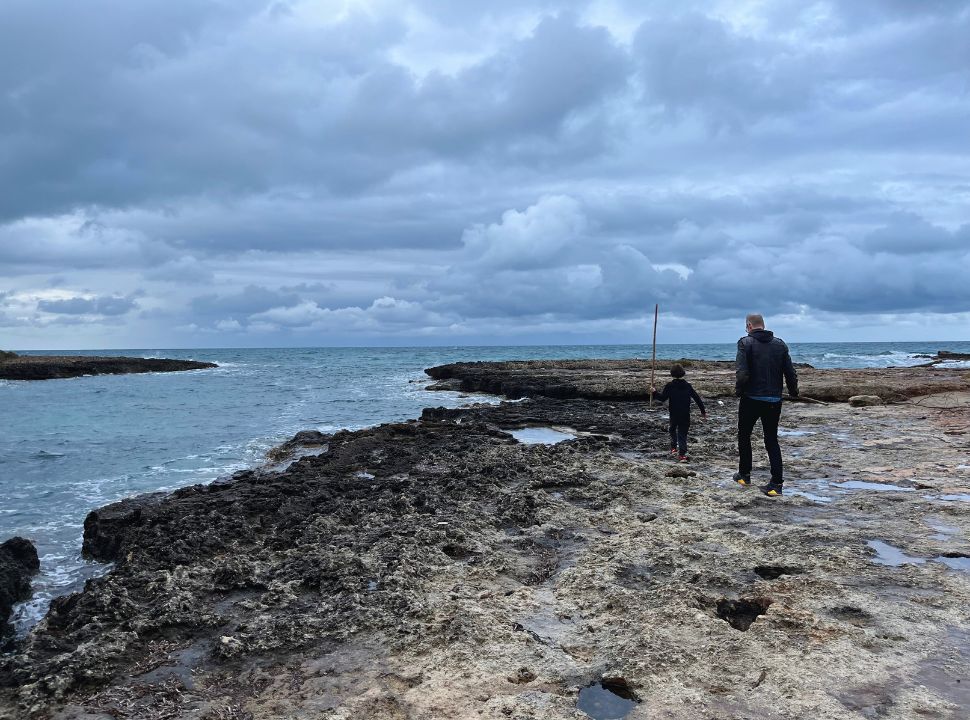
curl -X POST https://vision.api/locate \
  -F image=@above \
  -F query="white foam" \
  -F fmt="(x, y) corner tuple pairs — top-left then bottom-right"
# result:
(819, 351), (927, 368)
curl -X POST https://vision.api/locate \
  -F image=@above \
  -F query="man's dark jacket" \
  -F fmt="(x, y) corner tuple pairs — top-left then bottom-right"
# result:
(735, 329), (799, 399)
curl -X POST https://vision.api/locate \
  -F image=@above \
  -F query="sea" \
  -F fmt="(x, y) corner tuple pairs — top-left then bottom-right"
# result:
(2, 341), (969, 633)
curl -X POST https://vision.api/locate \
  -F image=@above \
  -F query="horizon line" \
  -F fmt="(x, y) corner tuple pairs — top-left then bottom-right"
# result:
(10, 339), (968, 353)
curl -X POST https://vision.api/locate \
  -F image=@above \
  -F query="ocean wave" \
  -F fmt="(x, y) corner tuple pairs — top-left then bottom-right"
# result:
(816, 350), (927, 368)
(9, 555), (112, 636)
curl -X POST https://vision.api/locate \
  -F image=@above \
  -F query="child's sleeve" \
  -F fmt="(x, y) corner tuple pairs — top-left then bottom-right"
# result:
(689, 384), (706, 415)
(653, 383), (669, 402)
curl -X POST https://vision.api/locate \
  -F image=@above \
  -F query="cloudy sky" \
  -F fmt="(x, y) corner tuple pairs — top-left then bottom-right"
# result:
(2, 0), (969, 349)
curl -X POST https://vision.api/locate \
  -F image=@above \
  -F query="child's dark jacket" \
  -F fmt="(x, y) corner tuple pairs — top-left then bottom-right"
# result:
(653, 379), (706, 418)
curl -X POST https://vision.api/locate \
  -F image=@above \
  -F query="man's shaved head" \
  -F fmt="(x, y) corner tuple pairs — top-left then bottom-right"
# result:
(746, 313), (765, 329)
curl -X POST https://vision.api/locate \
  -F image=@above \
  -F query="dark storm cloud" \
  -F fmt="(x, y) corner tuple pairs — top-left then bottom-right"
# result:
(0, 4), (627, 222)
(687, 235), (970, 318)
(633, 13), (814, 130)
(117, 193), (473, 254)
(0, 215), (172, 273)
(348, 14), (630, 153)
(37, 295), (138, 316)
(190, 286), (302, 318)
(861, 215), (970, 255)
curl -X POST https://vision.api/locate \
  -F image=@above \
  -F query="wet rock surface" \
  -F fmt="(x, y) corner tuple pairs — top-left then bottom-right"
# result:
(0, 356), (216, 381)
(0, 539), (39, 640)
(1, 362), (969, 719)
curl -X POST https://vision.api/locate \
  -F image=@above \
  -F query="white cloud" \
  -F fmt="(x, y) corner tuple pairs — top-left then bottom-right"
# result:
(461, 195), (587, 270)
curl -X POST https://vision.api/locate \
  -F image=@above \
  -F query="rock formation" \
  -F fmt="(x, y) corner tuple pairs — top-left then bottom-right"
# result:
(0, 355), (217, 381)
(0, 538), (39, 641)
(426, 358), (970, 402)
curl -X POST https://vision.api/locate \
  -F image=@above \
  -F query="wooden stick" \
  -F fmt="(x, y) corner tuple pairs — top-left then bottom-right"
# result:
(785, 394), (828, 406)
(649, 303), (658, 408)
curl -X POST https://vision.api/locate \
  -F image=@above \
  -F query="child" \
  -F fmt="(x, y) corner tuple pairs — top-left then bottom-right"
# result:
(650, 363), (706, 462)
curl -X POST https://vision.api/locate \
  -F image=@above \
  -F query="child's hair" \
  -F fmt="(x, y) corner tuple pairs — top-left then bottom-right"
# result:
(670, 363), (686, 378)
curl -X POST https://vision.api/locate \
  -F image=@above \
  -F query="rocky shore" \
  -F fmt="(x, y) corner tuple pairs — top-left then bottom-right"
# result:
(425, 356), (970, 403)
(1, 360), (968, 719)
(0, 353), (217, 381)
(0, 539), (39, 642)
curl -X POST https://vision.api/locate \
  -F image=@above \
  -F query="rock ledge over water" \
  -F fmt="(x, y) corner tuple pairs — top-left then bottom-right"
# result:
(426, 357), (970, 402)
(0, 354), (217, 381)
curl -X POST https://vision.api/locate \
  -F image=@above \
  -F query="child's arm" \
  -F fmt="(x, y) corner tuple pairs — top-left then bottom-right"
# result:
(689, 384), (707, 416)
(650, 383), (669, 402)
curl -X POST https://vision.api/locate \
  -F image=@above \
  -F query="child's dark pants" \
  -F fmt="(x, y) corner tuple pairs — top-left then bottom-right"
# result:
(737, 396), (783, 483)
(669, 412), (691, 455)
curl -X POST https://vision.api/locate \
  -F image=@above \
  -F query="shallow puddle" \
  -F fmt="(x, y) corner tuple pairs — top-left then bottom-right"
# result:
(830, 431), (862, 448)
(935, 555), (970, 572)
(834, 480), (914, 492)
(508, 427), (577, 445)
(778, 429), (815, 437)
(925, 518), (959, 541)
(867, 540), (925, 566)
(915, 627), (970, 709)
(787, 478), (833, 503)
(932, 493), (970, 503)
(577, 679), (639, 719)
(788, 489), (833, 503)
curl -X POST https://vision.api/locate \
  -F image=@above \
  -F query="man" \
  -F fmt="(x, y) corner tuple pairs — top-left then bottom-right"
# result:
(733, 313), (798, 497)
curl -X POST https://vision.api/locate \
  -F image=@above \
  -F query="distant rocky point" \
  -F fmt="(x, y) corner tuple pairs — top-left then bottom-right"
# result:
(936, 349), (970, 361)
(426, 355), (970, 403)
(0, 352), (217, 380)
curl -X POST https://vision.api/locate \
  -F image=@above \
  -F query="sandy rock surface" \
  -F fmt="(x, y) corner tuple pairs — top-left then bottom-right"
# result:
(0, 362), (968, 719)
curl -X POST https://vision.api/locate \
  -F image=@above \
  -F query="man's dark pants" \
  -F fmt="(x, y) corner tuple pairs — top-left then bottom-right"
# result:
(669, 412), (690, 455)
(737, 397), (783, 483)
